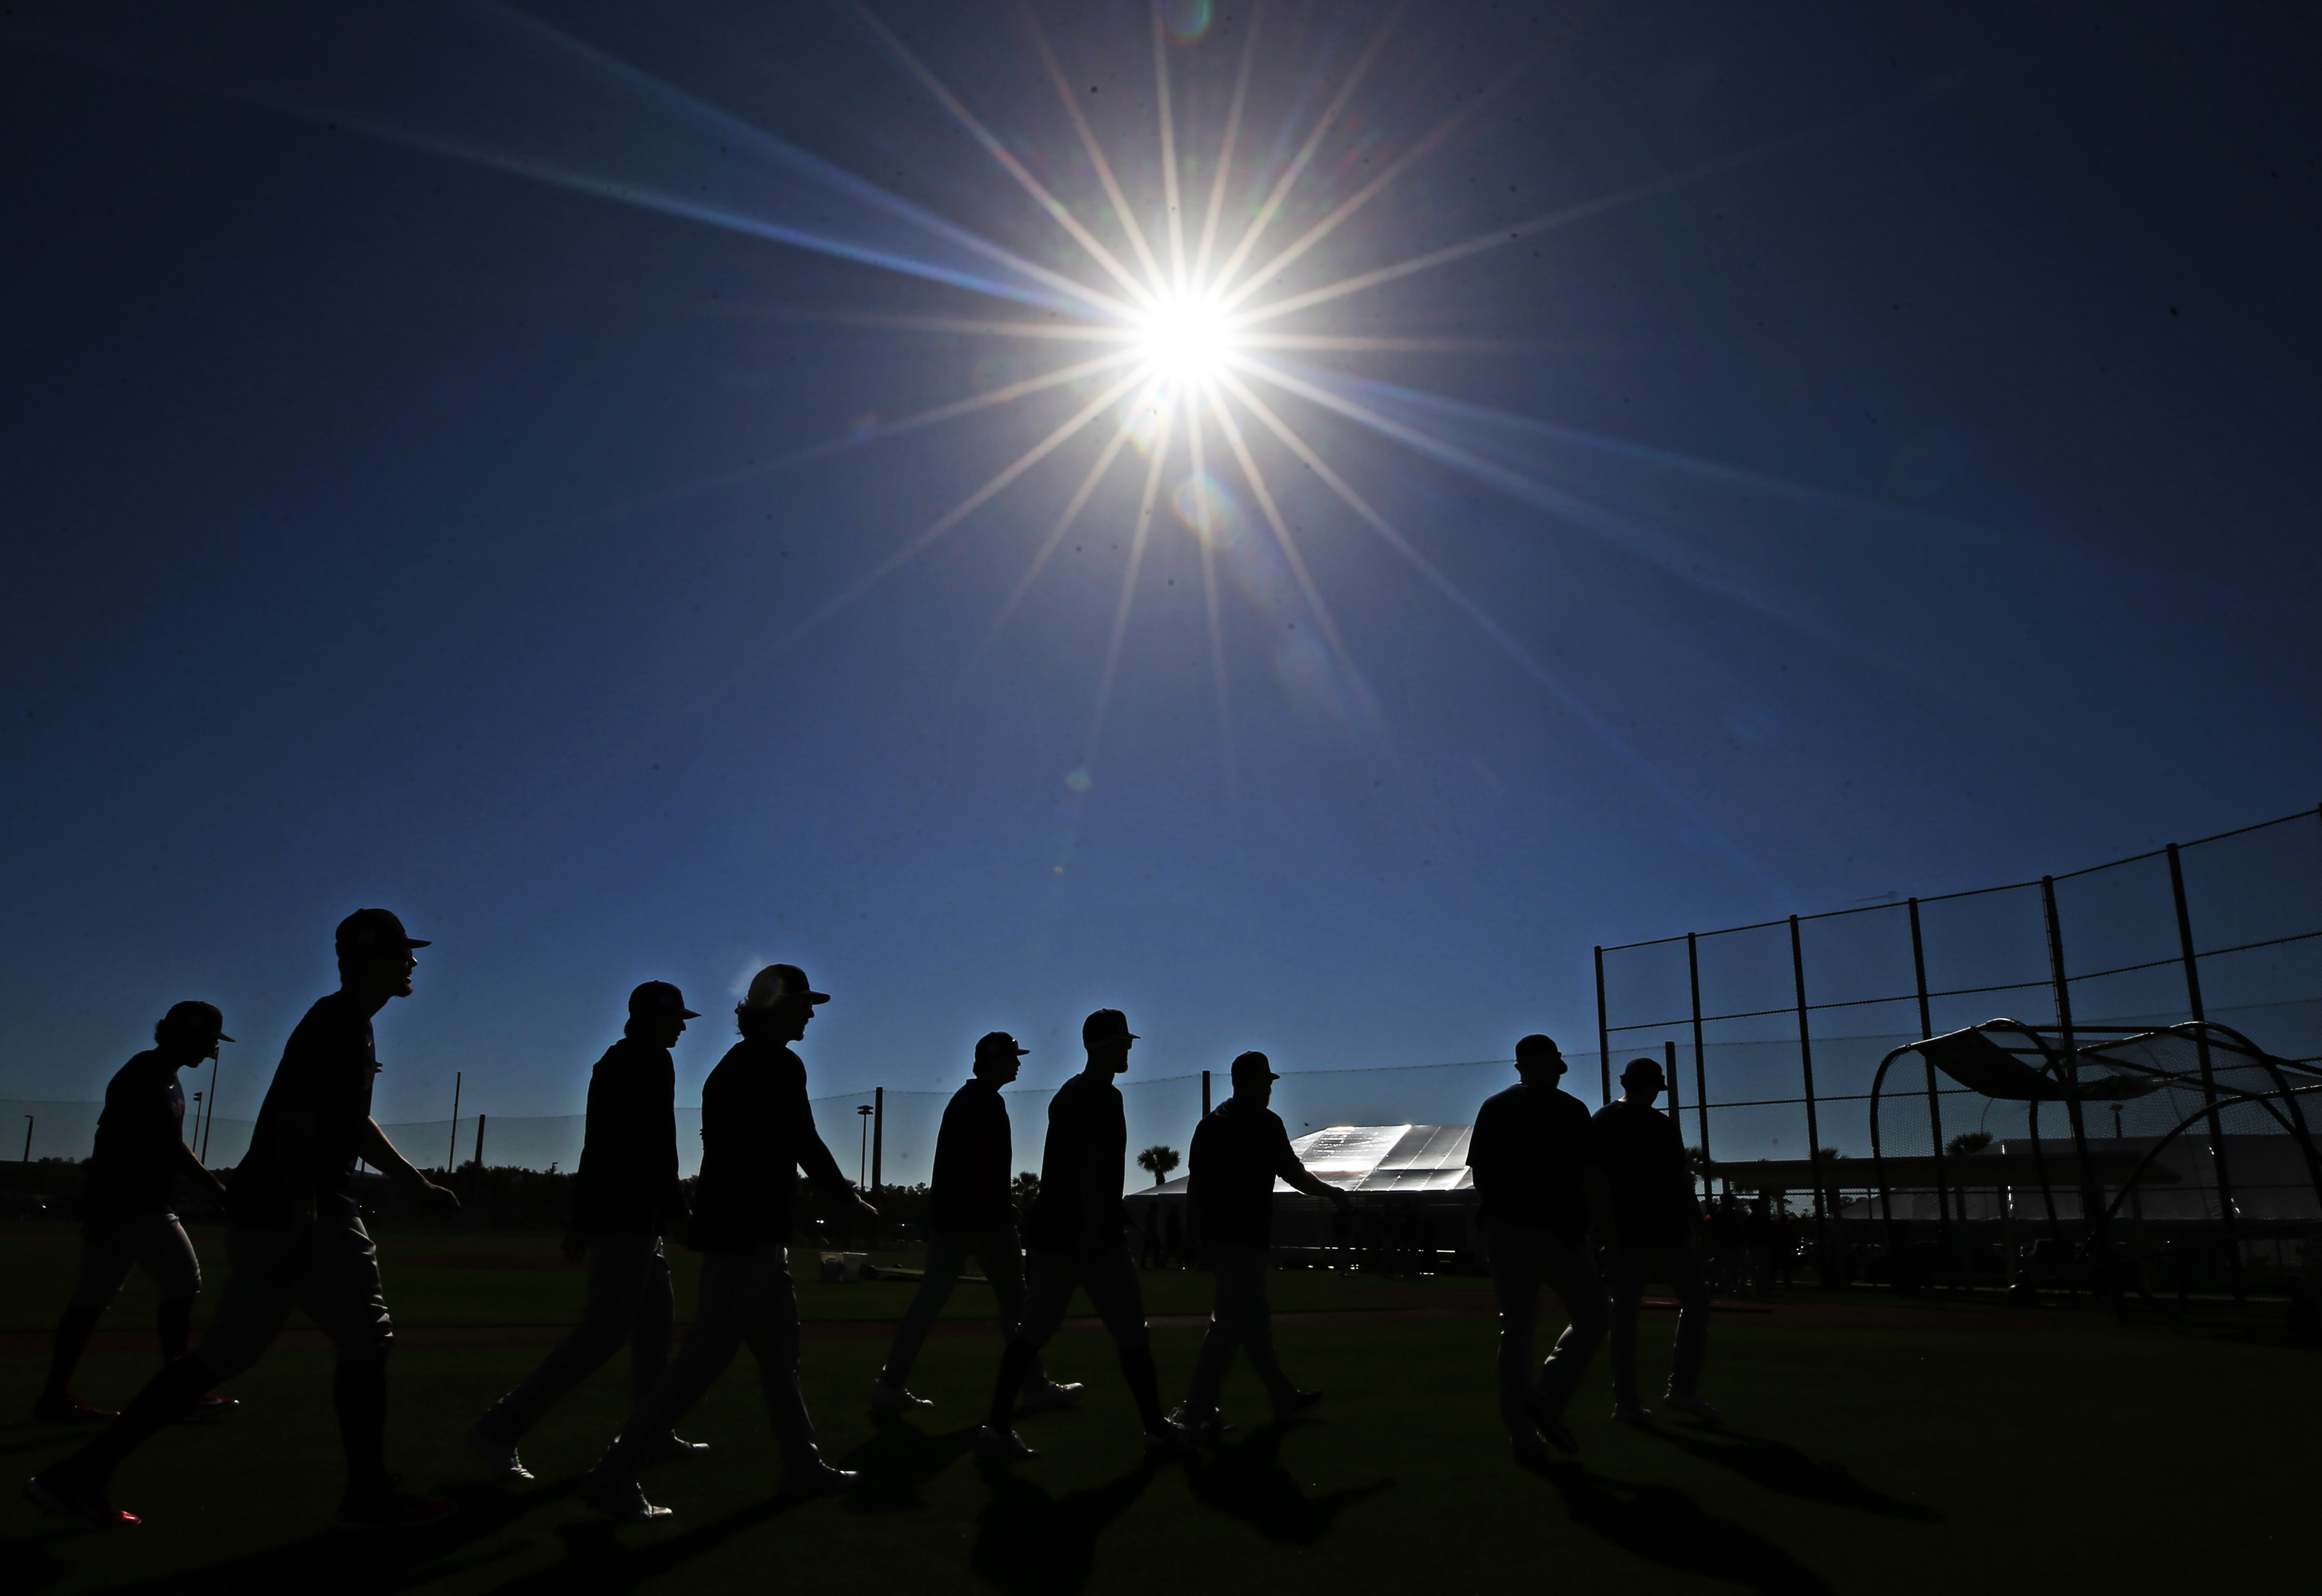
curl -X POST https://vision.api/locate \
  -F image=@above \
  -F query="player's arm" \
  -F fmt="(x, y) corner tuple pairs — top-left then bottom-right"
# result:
(175, 1138), (229, 1201)
(787, 1075), (876, 1221)
(354, 1118), (461, 1215)
(1276, 1128), (1351, 1209)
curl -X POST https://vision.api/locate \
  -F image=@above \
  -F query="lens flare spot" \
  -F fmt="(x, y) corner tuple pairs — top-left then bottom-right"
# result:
(1171, 471), (1244, 546)
(1161, 0), (1213, 44)
(1063, 768), (1094, 793)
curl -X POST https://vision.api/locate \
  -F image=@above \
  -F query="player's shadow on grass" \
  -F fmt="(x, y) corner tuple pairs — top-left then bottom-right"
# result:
(10, 1482), (545, 1596)
(969, 1454), (1162, 1596)
(1531, 1460), (1834, 1596)
(1183, 1421), (1393, 1543)
(840, 1414), (981, 1513)
(483, 1487), (814, 1596)
(1644, 1424), (1939, 1521)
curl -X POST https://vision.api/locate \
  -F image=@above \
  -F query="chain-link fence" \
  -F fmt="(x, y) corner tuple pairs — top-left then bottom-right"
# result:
(1594, 807), (2322, 1296)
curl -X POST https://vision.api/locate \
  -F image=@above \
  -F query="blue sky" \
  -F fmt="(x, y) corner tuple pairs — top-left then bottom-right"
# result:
(2, 1), (2317, 1140)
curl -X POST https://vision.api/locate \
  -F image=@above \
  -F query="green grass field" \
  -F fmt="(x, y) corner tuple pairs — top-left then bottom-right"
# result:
(3, 1222), (2314, 1595)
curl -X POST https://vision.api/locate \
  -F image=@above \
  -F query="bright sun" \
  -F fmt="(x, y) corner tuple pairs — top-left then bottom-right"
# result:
(1132, 291), (1236, 380)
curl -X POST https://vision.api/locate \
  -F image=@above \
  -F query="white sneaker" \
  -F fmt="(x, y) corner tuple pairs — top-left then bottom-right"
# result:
(1663, 1390), (1722, 1422)
(778, 1460), (858, 1497)
(578, 1471), (670, 1522)
(1018, 1378), (1083, 1412)
(465, 1421), (533, 1483)
(870, 1378), (933, 1414)
(976, 1424), (1036, 1463)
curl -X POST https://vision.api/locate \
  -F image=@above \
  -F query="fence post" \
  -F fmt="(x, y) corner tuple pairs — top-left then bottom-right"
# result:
(1788, 916), (1830, 1278)
(871, 1087), (884, 1191)
(2167, 840), (2244, 1304)
(1908, 898), (1960, 1290)
(1594, 946), (1612, 1106)
(2040, 878), (2103, 1294)
(1688, 932), (1710, 1194)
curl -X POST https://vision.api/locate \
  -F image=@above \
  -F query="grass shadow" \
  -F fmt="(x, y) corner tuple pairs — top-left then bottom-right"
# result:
(969, 1453), (1161, 1596)
(1644, 1424), (1939, 1521)
(1183, 1421), (1394, 1545)
(479, 1487), (813, 1596)
(839, 1412), (980, 1514)
(1531, 1459), (1834, 1596)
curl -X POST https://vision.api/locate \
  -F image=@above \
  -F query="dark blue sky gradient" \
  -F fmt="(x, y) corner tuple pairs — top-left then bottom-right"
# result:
(3, 1), (2317, 1130)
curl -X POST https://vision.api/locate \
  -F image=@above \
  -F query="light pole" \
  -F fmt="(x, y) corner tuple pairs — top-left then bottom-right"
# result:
(189, 1094), (202, 1150)
(202, 1048), (223, 1162)
(856, 1104), (874, 1190)
(20, 1115), (32, 1166)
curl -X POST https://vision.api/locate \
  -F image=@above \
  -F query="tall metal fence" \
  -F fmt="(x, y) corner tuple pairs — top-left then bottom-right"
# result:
(1593, 806), (2322, 1288)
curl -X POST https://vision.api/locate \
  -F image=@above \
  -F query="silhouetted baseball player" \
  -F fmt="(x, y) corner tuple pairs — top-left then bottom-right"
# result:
(579, 964), (874, 1521)
(1467, 1033), (1614, 1463)
(1175, 1050), (1351, 1439)
(871, 1031), (1080, 1414)
(976, 1009), (1188, 1462)
(1596, 1057), (1720, 1424)
(34, 1002), (238, 1426)
(26, 910), (461, 1531)
(467, 981), (706, 1481)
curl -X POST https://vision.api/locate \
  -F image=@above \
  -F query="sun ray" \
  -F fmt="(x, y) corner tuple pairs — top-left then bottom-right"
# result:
(1192, 0), (1265, 289)
(1216, 56), (1530, 315)
(576, 348), (1140, 528)
(1236, 132), (1812, 327)
(1233, 353), (1939, 689)
(1233, 333), (1549, 354)
(756, 306), (1141, 343)
(1019, 2), (1171, 295)
(1087, 398), (1178, 756)
(850, 2), (1156, 309)
(777, 362), (1150, 650)
(1206, 2), (1408, 303)
(1199, 379), (1380, 732)
(1182, 390), (1241, 805)
(1215, 366), (1789, 901)
(1151, 1), (1188, 295)
(970, 410), (1143, 668)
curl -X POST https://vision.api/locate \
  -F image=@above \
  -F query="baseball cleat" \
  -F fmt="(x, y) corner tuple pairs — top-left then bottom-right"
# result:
(1663, 1390), (1722, 1422)
(869, 1378), (933, 1414)
(25, 1470), (139, 1528)
(637, 1432), (709, 1465)
(579, 1470), (671, 1522)
(975, 1425), (1036, 1463)
(182, 1394), (240, 1421)
(1018, 1378), (1084, 1412)
(777, 1460), (859, 1497)
(30, 1394), (117, 1425)
(465, 1420), (534, 1482)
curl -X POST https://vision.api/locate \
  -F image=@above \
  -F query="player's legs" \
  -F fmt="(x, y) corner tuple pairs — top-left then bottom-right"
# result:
(478, 1229), (661, 1443)
(1662, 1245), (1712, 1396)
(294, 1213), (400, 1505)
(1605, 1247), (1649, 1405)
(131, 1214), (203, 1364)
(38, 1223), (138, 1410)
(630, 1237), (675, 1401)
(985, 1248), (1075, 1430)
(1480, 1214), (1545, 1435)
(736, 1246), (821, 1474)
(879, 1228), (970, 1390)
(595, 1248), (755, 1482)
(1533, 1229), (1610, 1407)
(1078, 1242), (1166, 1434)
(1185, 1244), (1279, 1417)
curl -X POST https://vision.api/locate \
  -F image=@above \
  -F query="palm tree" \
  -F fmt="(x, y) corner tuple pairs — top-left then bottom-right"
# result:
(1136, 1145), (1180, 1186)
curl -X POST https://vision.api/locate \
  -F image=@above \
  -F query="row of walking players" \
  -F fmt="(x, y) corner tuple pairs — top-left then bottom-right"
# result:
(23, 906), (1719, 1531)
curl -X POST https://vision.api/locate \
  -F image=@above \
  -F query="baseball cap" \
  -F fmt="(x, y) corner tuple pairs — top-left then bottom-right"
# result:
(740, 963), (831, 1010)
(335, 907), (430, 955)
(974, 1030), (1030, 1063)
(1230, 1049), (1278, 1082)
(160, 1000), (233, 1043)
(1082, 1008), (1139, 1046)
(629, 981), (701, 1020)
